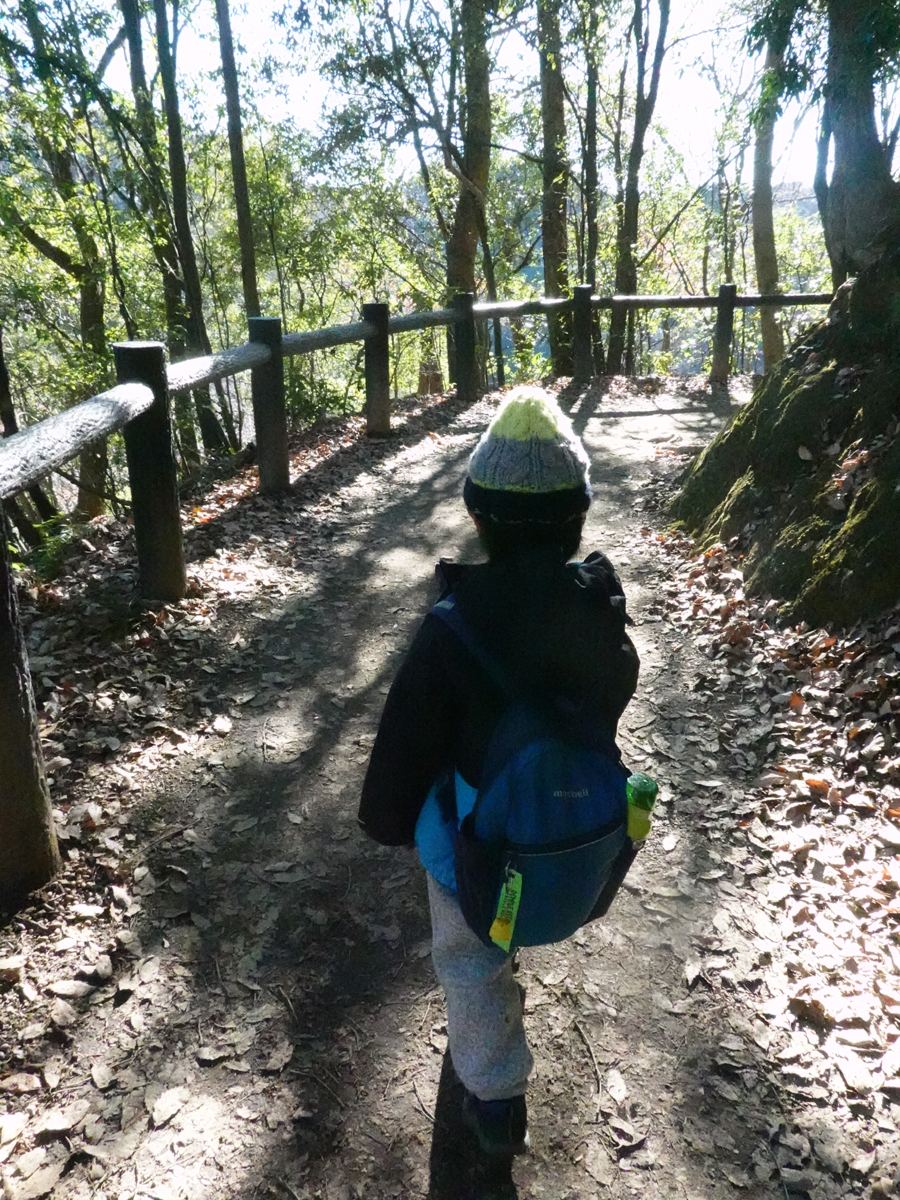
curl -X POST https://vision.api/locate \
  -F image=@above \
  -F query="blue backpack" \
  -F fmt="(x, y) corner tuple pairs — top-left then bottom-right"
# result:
(432, 595), (633, 952)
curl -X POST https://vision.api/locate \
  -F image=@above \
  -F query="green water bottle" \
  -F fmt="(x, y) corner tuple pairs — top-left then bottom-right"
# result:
(626, 773), (659, 841)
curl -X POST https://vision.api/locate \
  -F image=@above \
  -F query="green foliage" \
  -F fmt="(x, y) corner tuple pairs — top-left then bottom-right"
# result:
(23, 514), (81, 580)
(747, 0), (900, 97)
(0, 0), (839, 516)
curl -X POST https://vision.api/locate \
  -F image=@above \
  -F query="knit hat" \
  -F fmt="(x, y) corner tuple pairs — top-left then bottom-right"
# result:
(463, 386), (591, 523)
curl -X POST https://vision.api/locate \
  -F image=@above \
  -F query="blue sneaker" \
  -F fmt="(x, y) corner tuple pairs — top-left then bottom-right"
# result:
(462, 1091), (530, 1156)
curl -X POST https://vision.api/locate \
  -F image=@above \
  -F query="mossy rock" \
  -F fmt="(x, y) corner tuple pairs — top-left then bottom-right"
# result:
(670, 265), (900, 627)
(672, 323), (841, 534)
(700, 469), (765, 545)
(791, 448), (900, 625)
(744, 515), (834, 603)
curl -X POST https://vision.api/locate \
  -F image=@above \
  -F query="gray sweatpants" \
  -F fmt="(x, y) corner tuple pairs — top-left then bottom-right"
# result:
(427, 873), (534, 1101)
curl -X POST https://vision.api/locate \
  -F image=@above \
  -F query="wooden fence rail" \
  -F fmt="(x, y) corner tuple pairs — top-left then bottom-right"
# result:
(0, 383), (154, 500)
(0, 282), (834, 905)
(1, 284), (836, 567)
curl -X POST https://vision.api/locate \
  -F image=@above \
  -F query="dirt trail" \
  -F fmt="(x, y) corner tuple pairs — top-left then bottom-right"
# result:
(1, 375), (894, 1200)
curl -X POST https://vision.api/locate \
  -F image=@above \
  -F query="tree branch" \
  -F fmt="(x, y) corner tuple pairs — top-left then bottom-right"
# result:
(412, 123), (450, 242)
(1, 206), (84, 278)
(514, 233), (542, 274)
(638, 154), (741, 267)
(95, 24), (125, 79)
(490, 141), (543, 166)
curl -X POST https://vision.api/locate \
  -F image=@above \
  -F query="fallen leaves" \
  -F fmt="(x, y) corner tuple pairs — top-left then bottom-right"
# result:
(582, 1140), (614, 1185)
(608, 1115), (646, 1151)
(684, 960), (706, 989)
(6, 1156), (67, 1200)
(1, 382), (896, 1200)
(605, 1068), (628, 1105)
(0, 1076), (41, 1095)
(151, 1086), (189, 1128)
(263, 1038), (294, 1073)
(0, 956), (26, 984)
(90, 1062), (115, 1091)
(0, 1113), (27, 1165)
(49, 998), (77, 1028)
(195, 1046), (230, 1066)
(69, 904), (103, 920)
(46, 979), (92, 998)
(34, 1100), (91, 1136)
(623, 504), (900, 1185)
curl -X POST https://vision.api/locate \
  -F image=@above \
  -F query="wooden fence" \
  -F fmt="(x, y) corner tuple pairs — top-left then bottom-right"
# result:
(0, 283), (832, 904)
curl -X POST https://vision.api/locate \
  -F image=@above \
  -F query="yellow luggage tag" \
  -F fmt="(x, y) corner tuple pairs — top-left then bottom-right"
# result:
(489, 867), (523, 952)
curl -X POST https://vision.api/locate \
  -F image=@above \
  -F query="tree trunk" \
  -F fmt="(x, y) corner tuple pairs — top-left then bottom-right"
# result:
(752, 42), (785, 371)
(445, 0), (491, 391)
(509, 316), (533, 378)
(445, 0), (491, 296)
(152, 0), (209, 355)
(538, 0), (571, 375)
(5, 499), (42, 549)
(0, 329), (56, 523)
(822, 0), (900, 281)
(120, 0), (201, 470)
(152, 0), (229, 453)
(18, 0), (111, 516)
(0, 504), (60, 909)
(214, 0), (261, 320)
(477, 216), (504, 385)
(814, 96), (833, 271)
(119, 0), (189, 350)
(607, 0), (670, 375)
(585, 6), (603, 375)
(75, 265), (109, 519)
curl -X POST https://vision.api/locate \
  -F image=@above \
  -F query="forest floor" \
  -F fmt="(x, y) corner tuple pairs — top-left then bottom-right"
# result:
(3, 373), (900, 1200)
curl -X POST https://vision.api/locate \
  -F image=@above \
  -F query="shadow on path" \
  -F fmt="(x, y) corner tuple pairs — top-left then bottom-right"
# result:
(428, 1051), (517, 1200)
(2, 377), (829, 1200)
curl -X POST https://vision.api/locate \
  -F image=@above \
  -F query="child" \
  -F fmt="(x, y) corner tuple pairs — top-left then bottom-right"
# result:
(358, 386), (639, 1155)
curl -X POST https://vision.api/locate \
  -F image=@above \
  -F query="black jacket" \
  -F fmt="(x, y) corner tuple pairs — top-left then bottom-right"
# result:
(358, 547), (640, 845)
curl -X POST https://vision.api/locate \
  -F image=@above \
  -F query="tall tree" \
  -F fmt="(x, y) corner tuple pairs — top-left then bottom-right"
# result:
(752, 39), (788, 369)
(213, 0), (261, 319)
(321, 0), (493, 300)
(445, 0), (492, 297)
(571, 0), (606, 372)
(752, 0), (900, 287)
(1, 0), (111, 516)
(584, 0), (600, 293)
(606, 0), (670, 375)
(538, 0), (572, 374)
(119, 0), (201, 468)
(152, 0), (229, 452)
(819, 0), (900, 283)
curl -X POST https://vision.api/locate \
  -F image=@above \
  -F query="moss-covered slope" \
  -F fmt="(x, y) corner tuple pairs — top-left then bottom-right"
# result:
(671, 263), (900, 626)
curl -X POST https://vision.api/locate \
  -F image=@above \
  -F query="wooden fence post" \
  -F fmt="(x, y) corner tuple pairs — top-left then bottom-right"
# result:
(362, 302), (391, 437)
(0, 501), (60, 909)
(572, 285), (594, 380)
(710, 283), (738, 384)
(114, 341), (186, 602)
(452, 293), (478, 405)
(248, 316), (289, 492)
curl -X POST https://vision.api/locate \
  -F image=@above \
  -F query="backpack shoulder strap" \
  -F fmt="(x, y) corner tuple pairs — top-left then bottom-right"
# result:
(432, 596), (516, 701)
(433, 596), (622, 762)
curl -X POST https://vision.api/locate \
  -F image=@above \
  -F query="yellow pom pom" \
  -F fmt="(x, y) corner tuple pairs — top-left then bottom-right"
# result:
(488, 386), (576, 444)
